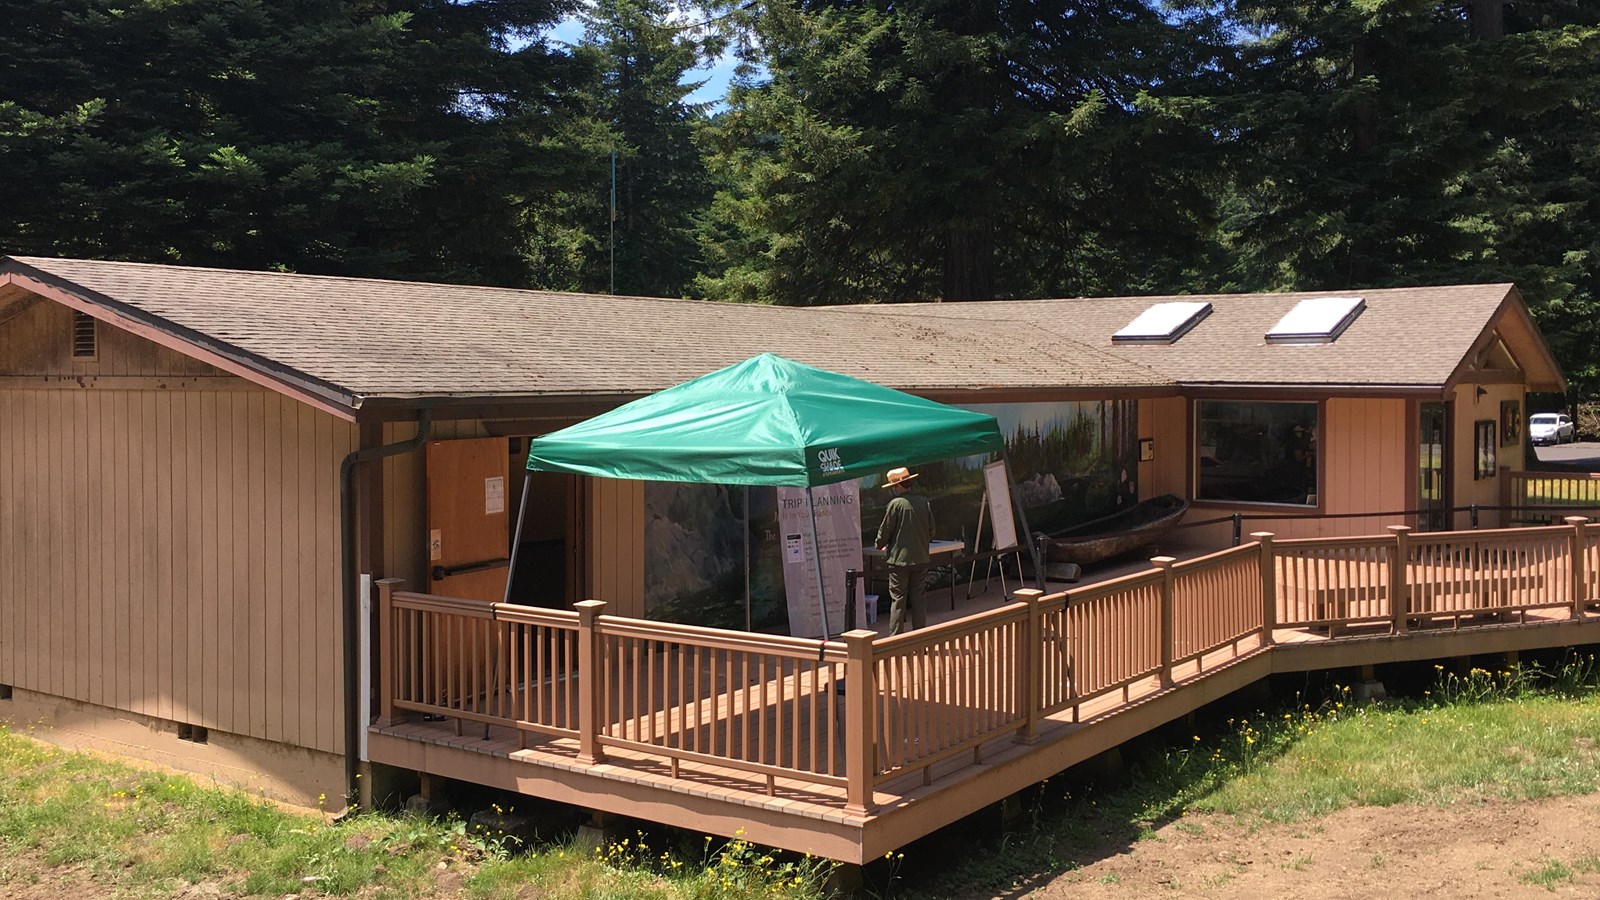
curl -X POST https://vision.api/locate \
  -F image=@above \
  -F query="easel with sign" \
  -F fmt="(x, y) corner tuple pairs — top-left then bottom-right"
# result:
(966, 459), (1027, 600)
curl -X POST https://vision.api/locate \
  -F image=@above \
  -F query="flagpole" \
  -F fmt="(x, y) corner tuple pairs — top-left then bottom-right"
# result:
(609, 149), (616, 295)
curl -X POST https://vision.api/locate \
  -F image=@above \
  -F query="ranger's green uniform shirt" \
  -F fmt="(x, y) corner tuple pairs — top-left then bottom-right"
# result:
(876, 493), (934, 566)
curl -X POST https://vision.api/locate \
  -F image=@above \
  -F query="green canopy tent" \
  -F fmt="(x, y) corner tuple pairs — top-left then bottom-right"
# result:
(512, 353), (1030, 636)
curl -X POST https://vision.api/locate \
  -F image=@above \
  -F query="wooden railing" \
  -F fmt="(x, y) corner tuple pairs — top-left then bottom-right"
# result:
(871, 604), (1028, 783)
(1503, 469), (1600, 524)
(377, 518), (1597, 816)
(1269, 520), (1593, 634)
(1406, 526), (1573, 625)
(593, 615), (849, 791)
(381, 591), (581, 742)
(1041, 569), (1163, 718)
(378, 586), (847, 793)
(1584, 521), (1600, 601)
(1167, 545), (1264, 668)
(1272, 534), (1398, 633)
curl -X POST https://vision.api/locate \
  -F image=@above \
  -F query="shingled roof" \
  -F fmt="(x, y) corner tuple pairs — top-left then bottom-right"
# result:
(822, 284), (1565, 393)
(1, 257), (1563, 418)
(0, 256), (1171, 414)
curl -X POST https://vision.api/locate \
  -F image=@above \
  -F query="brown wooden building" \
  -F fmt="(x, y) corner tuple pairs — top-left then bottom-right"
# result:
(0, 256), (1568, 819)
(830, 285), (1565, 537)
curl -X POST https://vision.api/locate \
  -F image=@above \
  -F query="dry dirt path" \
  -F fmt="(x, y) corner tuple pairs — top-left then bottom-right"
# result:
(1009, 793), (1600, 899)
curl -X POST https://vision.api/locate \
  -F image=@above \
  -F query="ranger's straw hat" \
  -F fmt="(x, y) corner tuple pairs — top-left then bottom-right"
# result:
(883, 466), (919, 488)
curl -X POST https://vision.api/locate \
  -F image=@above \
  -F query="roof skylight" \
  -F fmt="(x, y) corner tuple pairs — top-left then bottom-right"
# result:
(1112, 301), (1212, 345)
(1266, 296), (1365, 344)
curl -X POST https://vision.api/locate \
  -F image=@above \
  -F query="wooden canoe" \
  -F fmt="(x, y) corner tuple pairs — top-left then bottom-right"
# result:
(1034, 494), (1189, 566)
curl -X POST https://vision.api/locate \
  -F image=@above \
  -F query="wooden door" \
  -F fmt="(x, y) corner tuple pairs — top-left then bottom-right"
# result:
(426, 437), (511, 602)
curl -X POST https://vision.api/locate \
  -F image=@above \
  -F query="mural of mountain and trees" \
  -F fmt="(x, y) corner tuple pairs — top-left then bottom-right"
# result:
(643, 400), (1138, 632)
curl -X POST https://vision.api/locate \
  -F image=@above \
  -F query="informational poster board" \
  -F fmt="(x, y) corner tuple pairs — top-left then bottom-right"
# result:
(984, 460), (1019, 550)
(777, 481), (866, 638)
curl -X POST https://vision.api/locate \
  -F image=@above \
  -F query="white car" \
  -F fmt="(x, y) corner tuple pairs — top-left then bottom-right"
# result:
(1529, 412), (1575, 445)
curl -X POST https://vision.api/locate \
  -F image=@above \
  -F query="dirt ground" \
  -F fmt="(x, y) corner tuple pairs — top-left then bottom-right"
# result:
(3, 796), (1598, 898)
(1018, 793), (1600, 899)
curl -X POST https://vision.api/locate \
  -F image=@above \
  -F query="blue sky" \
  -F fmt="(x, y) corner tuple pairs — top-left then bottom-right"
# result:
(542, 15), (744, 108)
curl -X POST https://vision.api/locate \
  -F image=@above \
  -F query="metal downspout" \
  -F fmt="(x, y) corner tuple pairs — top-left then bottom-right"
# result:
(339, 411), (433, 807)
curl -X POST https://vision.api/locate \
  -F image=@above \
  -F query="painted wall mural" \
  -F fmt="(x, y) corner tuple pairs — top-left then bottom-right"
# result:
(642, 400), (1139, 632)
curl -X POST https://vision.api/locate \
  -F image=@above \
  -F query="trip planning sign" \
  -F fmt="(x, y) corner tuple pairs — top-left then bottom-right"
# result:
(777, 481), (865, 638)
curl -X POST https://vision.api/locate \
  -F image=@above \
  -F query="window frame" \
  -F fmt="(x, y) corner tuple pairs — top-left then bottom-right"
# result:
(1189, 398), (1325, 513)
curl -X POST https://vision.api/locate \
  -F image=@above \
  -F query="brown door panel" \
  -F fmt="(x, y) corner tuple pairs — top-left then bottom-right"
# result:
(426, 437), (511, 602)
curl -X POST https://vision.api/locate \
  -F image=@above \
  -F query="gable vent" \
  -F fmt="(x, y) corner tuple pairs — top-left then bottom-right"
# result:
(1112, 301), (1212, 345)
(71, 311), (98, 359)
(1267, 296), (1365, 344)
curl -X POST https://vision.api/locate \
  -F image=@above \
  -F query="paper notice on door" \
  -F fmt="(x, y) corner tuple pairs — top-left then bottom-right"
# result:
(485, 476), (505, 515)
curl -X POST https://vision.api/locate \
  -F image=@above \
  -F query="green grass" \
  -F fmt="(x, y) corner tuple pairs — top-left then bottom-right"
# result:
(7, 654), (1600, 899)
(911, 652), (1600, 896)
(0, 728), (829, 899)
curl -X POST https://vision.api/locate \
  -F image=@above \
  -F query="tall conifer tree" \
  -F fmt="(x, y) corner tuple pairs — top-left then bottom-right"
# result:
(579, 0), (715, 297)
(1203, 0), (1600, 391)
(0, 0), (591, 285)
(695, 0), (1225, 304)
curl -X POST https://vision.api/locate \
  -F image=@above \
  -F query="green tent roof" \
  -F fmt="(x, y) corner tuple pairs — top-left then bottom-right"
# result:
(525, 354), (1004, 486)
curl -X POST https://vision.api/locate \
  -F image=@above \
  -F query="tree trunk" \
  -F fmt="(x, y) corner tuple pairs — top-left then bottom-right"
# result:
(941, 220), (995, 301)
(1469, 0), (1505, 40)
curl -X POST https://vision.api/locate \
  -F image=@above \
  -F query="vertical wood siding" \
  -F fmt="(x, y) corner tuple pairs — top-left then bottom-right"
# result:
(1320, 397), (1408, 535)
(0, 297), (218, 377)
(0, 387), (354, 754)
(1140, 396), (1188, 500)
(1453, 382), (1524, 528)
(588, 478), (645, 617)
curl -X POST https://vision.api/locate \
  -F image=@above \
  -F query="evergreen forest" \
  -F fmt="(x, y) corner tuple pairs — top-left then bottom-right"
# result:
(2, 0), (1597, 392)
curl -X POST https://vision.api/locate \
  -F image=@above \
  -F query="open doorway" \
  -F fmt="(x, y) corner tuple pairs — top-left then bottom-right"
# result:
(423, 435), (584, 608)
(507, 437), (584, 609)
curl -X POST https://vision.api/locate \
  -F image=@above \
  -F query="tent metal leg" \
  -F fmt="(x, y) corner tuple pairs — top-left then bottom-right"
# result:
(807, 488), (831, 640)
(493, 456), (535, 740)
(503, 462), (533, 605)
(744, 486), (752, 632)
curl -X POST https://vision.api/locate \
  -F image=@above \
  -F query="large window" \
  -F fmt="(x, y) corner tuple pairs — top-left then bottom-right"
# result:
(1196, 401), (1318, 506)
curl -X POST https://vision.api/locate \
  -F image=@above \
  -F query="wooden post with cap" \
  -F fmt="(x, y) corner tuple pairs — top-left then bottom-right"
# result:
(375, 578), (404, 726)
(1014, 588), (1044, 743)
(842, 628), (876, 816)
(1387, 526), (1411, 635)
(1153, 557), (1176, 687)
(1252, 534), (1276, 645)
(1567, 516), (1589, 619)
(574, 599), (607, 764)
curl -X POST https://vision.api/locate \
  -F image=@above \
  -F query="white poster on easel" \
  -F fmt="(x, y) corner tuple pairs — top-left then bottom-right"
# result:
(984, 460), (1019, 550)
(777, 481), (865, 638)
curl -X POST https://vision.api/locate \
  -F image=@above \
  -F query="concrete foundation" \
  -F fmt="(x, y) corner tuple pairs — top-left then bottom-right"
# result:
(0, 686), (343, 809)
(1351, 680), (1388, 703)
(573, 809), (623, 851)
(404, 773), (453, 817)
(823, 862), (864, 895)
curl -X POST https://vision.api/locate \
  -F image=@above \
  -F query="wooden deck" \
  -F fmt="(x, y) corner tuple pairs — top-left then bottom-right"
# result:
(368, 520), (1600, 863)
